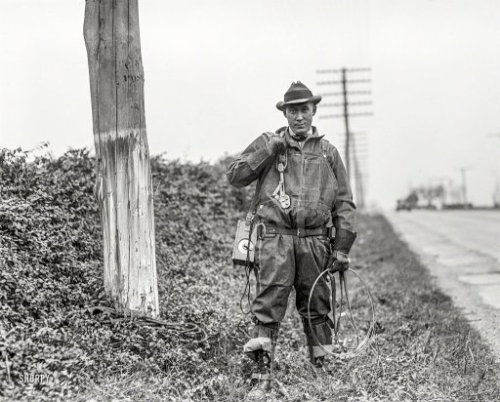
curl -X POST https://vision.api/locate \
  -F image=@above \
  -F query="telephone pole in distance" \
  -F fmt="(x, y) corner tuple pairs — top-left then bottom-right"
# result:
(316, 67), (372, 208)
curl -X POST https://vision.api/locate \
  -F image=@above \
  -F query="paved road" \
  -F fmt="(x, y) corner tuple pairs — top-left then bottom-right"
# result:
(386, 210), (500, 362)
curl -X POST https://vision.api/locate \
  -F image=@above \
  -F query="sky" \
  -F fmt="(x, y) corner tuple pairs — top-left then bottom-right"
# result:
(1, 0), (500, 209)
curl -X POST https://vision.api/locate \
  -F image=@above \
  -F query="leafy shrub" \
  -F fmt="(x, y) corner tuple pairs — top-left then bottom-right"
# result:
(0, 147), (251, 400)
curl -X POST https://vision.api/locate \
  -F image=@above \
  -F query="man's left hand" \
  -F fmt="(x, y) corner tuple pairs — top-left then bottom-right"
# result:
(329, 250), (350, 273)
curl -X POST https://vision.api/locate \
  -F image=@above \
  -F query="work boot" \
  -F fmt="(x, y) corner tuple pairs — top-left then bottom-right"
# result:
(247, 350), (273, 398)
(307, 343), (329, 370)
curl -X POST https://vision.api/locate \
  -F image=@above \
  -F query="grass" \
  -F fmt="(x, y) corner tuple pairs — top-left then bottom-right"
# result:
(79, 214), (500, 402)
(1, 148), (499, 401)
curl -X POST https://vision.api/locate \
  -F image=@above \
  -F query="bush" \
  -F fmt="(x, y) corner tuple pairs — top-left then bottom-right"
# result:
(0, 147), (251, 400)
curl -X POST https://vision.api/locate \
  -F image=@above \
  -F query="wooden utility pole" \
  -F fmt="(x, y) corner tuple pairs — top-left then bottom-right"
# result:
(352, 134), (366, 209)
(316, 67), (372, 208)
(341, 68), (351, 182)
(458, 166), (470, 205)
(84, 0), (159, 317)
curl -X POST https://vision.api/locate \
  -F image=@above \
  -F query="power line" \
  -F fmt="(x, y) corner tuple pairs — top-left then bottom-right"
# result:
(317, 79), (372, 85)
(317, 68), (372, 74)
(319, 90), (372, 97)
(333, 131), (368, 137)
(319, 112), (373, 119)
(319, 101), (373, 108)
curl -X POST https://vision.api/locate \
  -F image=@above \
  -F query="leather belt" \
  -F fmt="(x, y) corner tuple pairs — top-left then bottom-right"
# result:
(260, 225), (336, 238)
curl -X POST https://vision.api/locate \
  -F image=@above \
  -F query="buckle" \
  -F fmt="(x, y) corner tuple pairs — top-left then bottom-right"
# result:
(328, 227), (336, 239)
(296, 228), (302, 237)
(255, 223), (267, 239)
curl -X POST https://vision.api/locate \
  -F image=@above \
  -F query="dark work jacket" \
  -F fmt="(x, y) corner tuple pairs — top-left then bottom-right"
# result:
(226, 127), (356, 250)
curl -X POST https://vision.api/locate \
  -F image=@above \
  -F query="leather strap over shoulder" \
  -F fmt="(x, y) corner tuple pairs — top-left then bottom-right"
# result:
(263, 127), (286, 138)
(320, 138), (336, 170)
(275, 126), (287, 136)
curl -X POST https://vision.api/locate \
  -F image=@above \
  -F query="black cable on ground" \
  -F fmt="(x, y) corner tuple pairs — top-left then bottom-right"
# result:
(87, 306), (208, 343)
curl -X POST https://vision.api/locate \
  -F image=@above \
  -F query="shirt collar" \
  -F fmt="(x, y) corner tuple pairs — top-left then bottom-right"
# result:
(288, 126), (318, 141)
(288, 126), (313, 141)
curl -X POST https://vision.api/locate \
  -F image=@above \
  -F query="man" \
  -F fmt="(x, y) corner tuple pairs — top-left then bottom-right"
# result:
(226, 81), (356, 392)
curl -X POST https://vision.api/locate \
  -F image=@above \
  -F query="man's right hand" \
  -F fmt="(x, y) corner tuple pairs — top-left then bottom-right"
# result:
(267, 136), (287, 155)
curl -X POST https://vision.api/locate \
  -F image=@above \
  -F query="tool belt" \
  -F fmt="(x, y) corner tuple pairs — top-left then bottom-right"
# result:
(257, 224), (336, 239)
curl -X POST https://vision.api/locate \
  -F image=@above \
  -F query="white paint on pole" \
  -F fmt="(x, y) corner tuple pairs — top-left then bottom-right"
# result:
(84, 0), (159, 317)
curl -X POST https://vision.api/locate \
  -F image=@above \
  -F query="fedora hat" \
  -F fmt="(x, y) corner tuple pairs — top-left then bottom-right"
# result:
(276, 81), (322, 111)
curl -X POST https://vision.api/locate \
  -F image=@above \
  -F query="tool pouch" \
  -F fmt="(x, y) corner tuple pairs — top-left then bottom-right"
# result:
(232, 128), (286, 267)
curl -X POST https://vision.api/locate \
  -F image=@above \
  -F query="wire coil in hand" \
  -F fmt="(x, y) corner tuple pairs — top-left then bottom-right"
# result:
(307, 267), (376, 359)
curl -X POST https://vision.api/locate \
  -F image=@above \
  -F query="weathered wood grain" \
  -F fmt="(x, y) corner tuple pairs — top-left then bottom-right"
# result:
(84, 0), (159, 317)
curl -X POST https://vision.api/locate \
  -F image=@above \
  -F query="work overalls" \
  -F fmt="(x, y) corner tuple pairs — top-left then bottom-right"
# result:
(227, 127), (355, 361)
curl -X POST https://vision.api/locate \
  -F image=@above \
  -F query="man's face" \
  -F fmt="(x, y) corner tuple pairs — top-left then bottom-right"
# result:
(284, 102), (315, 137)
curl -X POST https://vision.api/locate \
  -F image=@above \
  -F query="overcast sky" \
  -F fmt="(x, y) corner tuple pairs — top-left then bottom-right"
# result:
(1, 0), (500, 208)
